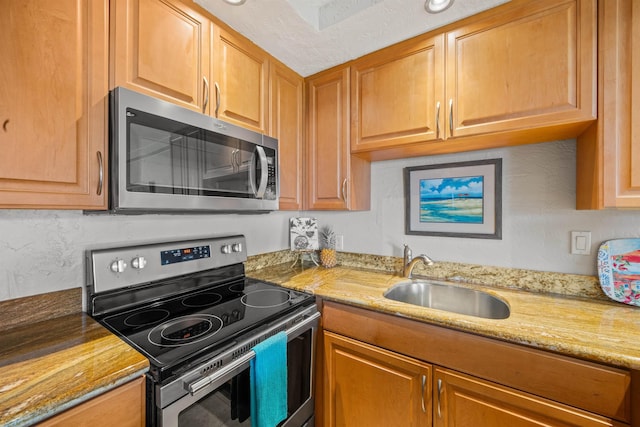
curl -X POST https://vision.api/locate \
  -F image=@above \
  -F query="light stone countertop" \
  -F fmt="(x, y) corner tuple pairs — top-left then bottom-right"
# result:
(248, 261), (640, 371)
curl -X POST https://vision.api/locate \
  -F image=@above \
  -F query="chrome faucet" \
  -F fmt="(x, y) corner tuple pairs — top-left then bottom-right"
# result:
(403, 244), (434, 278)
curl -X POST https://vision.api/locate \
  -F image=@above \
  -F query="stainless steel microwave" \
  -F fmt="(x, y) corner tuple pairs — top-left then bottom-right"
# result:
(109, 87), (279, 213)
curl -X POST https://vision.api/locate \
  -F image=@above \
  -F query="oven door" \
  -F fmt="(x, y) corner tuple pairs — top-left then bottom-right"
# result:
(159, 314), (318, 427)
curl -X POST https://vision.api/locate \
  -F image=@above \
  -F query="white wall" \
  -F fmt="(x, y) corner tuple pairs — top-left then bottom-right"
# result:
(0, 210), (293, 301)
(1, 138), (639, 301)
(306, 139), (640, 276)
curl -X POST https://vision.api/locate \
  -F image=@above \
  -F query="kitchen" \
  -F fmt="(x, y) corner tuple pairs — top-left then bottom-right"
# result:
(2, 0), (640, 426)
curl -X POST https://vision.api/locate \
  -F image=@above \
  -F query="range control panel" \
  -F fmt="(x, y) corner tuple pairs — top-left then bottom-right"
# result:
(89, 235), (247, 294)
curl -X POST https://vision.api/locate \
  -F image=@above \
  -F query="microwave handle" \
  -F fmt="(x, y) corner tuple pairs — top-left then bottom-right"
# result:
(249, 146), (268, 199)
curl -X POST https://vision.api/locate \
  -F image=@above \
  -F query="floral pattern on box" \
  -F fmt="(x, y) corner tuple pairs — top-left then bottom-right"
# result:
(598, 239), (640, 307)
(289, 218), (319, 251)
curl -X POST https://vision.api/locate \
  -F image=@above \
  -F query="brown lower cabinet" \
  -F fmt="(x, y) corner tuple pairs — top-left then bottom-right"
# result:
(321, 301), (634, 427)
(323, 331), (431, 426)
(434, 368), (625, 427)
(37, 377), (145, 427)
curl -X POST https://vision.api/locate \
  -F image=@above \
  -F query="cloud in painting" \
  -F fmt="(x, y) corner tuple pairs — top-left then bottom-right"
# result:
(420, 176), (484, 199)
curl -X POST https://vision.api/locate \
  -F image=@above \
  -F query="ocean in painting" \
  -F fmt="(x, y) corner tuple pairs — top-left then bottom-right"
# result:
(419, 175), (484, 224)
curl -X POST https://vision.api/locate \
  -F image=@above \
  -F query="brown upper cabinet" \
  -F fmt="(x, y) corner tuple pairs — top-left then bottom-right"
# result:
(351, 0), (597, 161)
(110, 0), (211, 113)
(306, 67), (371, 211)
(577, 0), (640, 209)
(212, 27), (270, 134)
(111, 0), (269, 134)
(447, 0), (595, 137)
(0, 0), (109, 209)
(351, 34), (445, 152)
(270, 61), (305, 210)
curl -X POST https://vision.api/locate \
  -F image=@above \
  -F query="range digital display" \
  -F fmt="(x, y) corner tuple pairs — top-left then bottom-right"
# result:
(161, 245), (211, 265)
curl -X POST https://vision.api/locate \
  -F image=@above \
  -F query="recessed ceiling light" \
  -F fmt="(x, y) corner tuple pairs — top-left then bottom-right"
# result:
(223, 0), (246, 5)
(425, 0), (454, 13)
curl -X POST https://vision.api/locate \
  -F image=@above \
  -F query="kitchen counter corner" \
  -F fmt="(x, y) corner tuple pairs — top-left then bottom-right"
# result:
(0, 313), (149, 427)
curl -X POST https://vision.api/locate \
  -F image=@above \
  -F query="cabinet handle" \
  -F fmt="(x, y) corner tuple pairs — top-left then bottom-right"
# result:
(96, 151), (104, 196)
(437, 378), (443, 418)
(449, 99), (453, 136)
(435, 101), (441, 140)
(214, 82), (221, 117)
(421, 375), (427, 413)
(202, 76), (209, 114)
(341, 178), (347, 201)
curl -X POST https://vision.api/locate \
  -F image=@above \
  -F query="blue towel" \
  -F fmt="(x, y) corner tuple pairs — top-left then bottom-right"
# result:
(250, 331), (288, 427)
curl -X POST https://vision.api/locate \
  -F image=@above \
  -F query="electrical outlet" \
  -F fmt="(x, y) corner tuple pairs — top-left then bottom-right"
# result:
(571, 231), (591, 255)
(336, 235), (344, 251)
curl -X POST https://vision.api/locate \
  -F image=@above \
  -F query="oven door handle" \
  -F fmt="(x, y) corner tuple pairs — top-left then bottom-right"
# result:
(187, 351), (254, 395)
(185, 310), (321, 396)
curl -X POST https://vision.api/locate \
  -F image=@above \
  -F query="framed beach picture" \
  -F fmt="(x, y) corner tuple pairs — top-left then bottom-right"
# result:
(404, 159), (502, 239)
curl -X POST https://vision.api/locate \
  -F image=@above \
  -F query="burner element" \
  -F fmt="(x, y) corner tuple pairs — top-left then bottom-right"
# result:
(182, 292), (223, 308)
(241, 289), (292, 308)
(124, 309), (171, 327)
(148, 314), (223, 347)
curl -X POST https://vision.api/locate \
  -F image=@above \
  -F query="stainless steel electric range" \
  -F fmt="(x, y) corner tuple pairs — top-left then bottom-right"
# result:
(87, 235), (319, 427)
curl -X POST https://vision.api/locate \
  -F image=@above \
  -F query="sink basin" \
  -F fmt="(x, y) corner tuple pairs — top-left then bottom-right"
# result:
(383, 280), (510, 319)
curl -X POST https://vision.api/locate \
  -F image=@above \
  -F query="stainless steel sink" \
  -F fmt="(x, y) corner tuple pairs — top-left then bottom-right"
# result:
(383, 280), (510, 319)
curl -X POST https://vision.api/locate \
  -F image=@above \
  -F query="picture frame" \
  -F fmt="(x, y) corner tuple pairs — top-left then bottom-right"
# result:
(289, 217), (319, 251)
(404, 159), (502, 239)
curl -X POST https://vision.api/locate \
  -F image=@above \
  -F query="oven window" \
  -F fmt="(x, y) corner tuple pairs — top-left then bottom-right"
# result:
(175, 329), (313, 427)
(178, 375), (251, 426)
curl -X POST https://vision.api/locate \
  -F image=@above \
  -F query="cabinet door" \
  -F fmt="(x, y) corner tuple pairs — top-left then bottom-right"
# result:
(323, 332), (431, 427)
(213, 27), (269, 133)
(577, 0), (640, 209)
(446, 0), (596, 138)
(38, 377), (145, 427)
(351, 34), (445, 152)
(434, 368), (624, 427)
(306, 67), (370, 210)
(0, 0), (108, 209)
(270, 61), (304, 210)
(110, 0), (211, 112)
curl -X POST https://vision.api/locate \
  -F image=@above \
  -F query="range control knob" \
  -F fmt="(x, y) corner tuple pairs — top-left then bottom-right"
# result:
(110, 259), (127, 274)
(221, 245), (232, 254)
(131, 256), (147, 269)
(231, 243), (243, 253)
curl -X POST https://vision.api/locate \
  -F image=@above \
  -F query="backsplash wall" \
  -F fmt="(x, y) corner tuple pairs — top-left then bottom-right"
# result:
(1, 139), (639, 302)
(307, 139), (640, 276)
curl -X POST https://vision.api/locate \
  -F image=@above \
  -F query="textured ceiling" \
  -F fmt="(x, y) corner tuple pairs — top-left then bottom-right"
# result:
(195, 0), (510, 77)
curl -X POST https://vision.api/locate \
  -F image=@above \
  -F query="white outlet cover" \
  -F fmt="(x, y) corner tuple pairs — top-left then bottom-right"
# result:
(571, 231), (591, 255)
